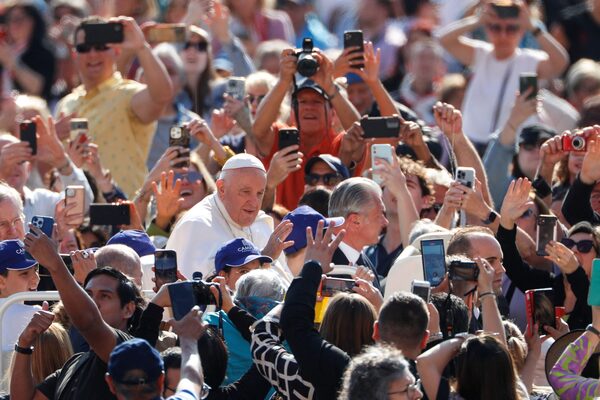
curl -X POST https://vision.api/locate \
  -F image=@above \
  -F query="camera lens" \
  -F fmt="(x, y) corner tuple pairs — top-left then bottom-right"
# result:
(572, 136), (586, 151)
(297, 53), (318, 78)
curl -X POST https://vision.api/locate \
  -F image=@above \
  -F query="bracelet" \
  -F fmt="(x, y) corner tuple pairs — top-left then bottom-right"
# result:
(14, 343), (33, 355)
(478, 291), (496, 300)
(326, 84), (339, 101)
(586, 324), (600, 337)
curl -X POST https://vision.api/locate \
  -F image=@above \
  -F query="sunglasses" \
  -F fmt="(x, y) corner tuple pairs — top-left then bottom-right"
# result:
(305, 172), (343, 187)
(487, 23), (521, 34)
(75, 43), (110, 53)
(247, 94), (266, 104)
(174, 171), (203, 183)
(560, 238), (595, 253)
(183, 41), (208, 52)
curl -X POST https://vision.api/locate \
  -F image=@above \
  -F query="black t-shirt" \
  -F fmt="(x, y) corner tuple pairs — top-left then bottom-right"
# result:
(558, 3), (600, 63)
(37, 330), (131, 400)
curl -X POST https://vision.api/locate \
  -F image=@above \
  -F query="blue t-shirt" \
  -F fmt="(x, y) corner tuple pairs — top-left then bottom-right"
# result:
(167, 388), (199, 400)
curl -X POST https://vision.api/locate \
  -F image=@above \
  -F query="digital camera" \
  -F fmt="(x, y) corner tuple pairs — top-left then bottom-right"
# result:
(448, 260), (479, 282)
(562, 134), (587, 152)
(295, 38), (318, 78)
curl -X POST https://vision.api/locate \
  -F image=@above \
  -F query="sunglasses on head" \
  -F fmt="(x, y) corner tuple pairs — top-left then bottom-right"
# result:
(247, 94), (266, 104)
(560, 238), (595, 253)
(183, 41), (208, 52)
(487, 23), (520, 34)
(75, 43), (110, 53)
(305, 172), (343, 187)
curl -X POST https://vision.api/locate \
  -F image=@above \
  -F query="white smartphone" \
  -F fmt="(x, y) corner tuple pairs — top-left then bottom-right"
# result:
(226, 77), (246, 101)
(455, 167), (475, 189)
(371, 144), (394, 185)
(411, 279), (432, 303)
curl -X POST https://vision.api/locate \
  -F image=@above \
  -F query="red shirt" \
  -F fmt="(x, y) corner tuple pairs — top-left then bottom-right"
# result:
(263, 123), (344, 210)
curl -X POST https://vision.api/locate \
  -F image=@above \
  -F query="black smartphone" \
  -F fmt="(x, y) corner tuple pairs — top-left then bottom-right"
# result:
(491, 3), (520, 18)
(519, 73), (538, 100)
(320, 277), (355, 297)
(360, 116), (401, 139)
(82, 22), (124, 45)
(526, 288), (555, 335)
(278, 128), (300, 151)
(30, 216), (54, 237)
(154, 249), (178, 286)
(168, 280), (217, 320)
(421, 239), (446, 287)
(411, 280), (431, 303)
(89, 203), (131, 226)
(169, 125), (191, 168)
(536, 215), (557, 256)
(20, 120), (37, 155)
(343, 30), (364, 69)
(448, 260), (479, 281)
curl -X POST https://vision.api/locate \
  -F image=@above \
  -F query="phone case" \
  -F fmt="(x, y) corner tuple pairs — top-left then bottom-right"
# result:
(82, 22), (124, 44)
(20, 121), (37, 155)
(519, 73), (538, 100)
(420, 239), (446, 287)
(536, 215), (557, 256)
(70, 118), (88, 140)
(147, 24), (186, 43)
(89, 203), (130, 226)
(455, 167), (475, 188)
(371, 144), (394, 185)
(226, 77), (246, 101)
(278, 129), (300, 150)
(343, 30), (364, 69)
(525, 288), (555, 335)
(64, 186), (85, 225)
(361, 117), (401, 139)
(588, 259), (600, 306)
(30, 216), (54, 237)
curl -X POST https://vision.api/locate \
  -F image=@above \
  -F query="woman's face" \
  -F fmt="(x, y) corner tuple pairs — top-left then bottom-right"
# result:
(6, 7), (34, 45)
(566, 232), (597, 275)
(568, 152), (585, 180)
(178, 168), (207, 210)
(246, 83), (269, 118)
(181, 34), (208, 76)
(515, 204), (539, 239)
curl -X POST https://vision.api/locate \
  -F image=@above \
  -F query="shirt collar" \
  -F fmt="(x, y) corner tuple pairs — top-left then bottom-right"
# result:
(77, 72), (122, 99)
(338, 240), (361, 265)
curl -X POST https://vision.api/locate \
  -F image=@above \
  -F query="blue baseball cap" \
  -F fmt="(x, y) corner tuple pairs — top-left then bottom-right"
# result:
(304, 154), (350, 179)
(108, 338), (163, 384)
(345, 73), (364, 85)
(215, 238), (273, 274)
(282, 205), (345, 255)
(0, 240), (37, 273)
(107, 230), (156, 258)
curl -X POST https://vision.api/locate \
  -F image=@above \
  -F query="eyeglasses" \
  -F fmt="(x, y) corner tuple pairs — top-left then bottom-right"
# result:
(0, 216), (23, 233)
(183, 41), (208, 52)
(305, 172), (343, 187)
(75, 43), (110, 53)
(560, 238), (595, 253)
(487, 23), (521, 34)
(247, 94), (266, 104)
(388, 379), (421, 397)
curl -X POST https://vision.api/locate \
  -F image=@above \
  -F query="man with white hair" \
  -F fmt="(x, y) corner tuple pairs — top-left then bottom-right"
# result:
(167, 154), (276, 280)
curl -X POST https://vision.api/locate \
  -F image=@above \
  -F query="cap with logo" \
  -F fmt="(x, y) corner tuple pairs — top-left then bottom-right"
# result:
(221, 153), (266, 173)
(215, 238), (273, 273)
(108, 338), (164, 385)
(282, 205), (345, 254)
(107, 230), (156, 258)
(0, 240), (37, 274)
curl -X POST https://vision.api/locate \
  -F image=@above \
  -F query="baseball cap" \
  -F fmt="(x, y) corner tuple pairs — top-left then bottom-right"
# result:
(213, 57), (234, 74)
(0, 240), (37, 273)
(345, 73), (364, 85)
(518, 125), (555, 146)
(304, 154), (350, 179)
(222, 154), (266, 173)
(214, 238), (273, 273)
(293, 78), (328, 100)
(107, 230), (156, 258)
(282, 205), (345, 254)
(108, 338), (164, 385)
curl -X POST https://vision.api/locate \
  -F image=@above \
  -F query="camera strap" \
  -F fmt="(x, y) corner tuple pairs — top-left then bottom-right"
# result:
(217, 288), (224, 339)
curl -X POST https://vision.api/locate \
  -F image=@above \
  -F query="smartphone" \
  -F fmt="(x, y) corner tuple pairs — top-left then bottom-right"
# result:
(525, 288), (555, 335)
(455, 167), (475, 189)
(226, 77), (246, 101)
(69, 118), (88, 141)
(89, 203), (131, 226)
(278, 128), (300, 151)
(421, 239), (446, 287)
(82, 22), (124, 45)
(448, 260), (479, 281)
(491, 3), (520, 18)
(168, 280), (217, 320)
(361, 116), (401, 139)
(371, 144), (394, 185)
(411, 280), (431, 303)
(519, 73), (538, 100)
(146, 23), (187, 43)
(588, 259), (600, 306)
(20, 120), (37, 155)
(343, 30), (364, 69)
(154, 249), (178, 286)
(169, 125), (191, 168)
(320, 277), (355, 297)
(30, 216), (54, 237)
(64, 186), (85, 226)
(536, 215), (557, 256)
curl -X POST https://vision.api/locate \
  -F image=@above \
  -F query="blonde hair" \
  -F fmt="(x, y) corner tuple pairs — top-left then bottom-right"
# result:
(31, 322), (74, 384)
(503, 320), (527, 372)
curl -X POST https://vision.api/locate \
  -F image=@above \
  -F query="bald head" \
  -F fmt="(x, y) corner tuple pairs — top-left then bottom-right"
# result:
(95, 244), (143, 287)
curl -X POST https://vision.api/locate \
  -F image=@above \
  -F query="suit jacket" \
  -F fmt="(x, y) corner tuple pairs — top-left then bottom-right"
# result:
(331, 248), (382, 290)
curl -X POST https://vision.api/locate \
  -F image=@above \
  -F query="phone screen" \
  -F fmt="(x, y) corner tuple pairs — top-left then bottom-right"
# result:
(320, 278), (355, 297)
(154, 250), (178, 286)
(533, 288), (555, 334)
(168, 281), (196, 320)
(421, 239), (446, 287)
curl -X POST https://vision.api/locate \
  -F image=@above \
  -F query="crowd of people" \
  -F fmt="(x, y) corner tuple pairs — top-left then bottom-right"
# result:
(0, 0), (599, 399)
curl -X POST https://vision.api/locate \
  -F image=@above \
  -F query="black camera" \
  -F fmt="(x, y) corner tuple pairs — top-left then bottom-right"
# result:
(296, 38), (318, 78)
(448, 260), (479, 282)
(168, 280), (219, 320)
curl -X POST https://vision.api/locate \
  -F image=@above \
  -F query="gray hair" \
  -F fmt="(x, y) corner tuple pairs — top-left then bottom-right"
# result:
(566, 58), (600, 98)
(234, 269), (286, 301)
(95, 244), (143, 286)
(0, 180), (23, 214)
(338, 344), (410, 400)
(328, 177), (382, 218)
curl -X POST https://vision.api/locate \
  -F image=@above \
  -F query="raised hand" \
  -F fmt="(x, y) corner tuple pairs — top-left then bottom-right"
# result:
(152, 171), (184, 230)
(354, 42), (380, 85)
(332, 45), (364, 78)
(539, 135), (566, 168)
(579, 125), (600, 184)
(169, 306), (206, 341)
(210, 109), (235, 139)
(147, 146), (188, 185)
(209, 276), (234, 312)
(353, 278), (383, 310)
(500, 178), (534, 228)
(544, 240), (579, 274)
(34, 116), (71, 169)
(475, 257), (494, 295)
(17, 301), (55, 348)
(262, 219), (295, 260)
(71, 249), (97, 285)
(266, 146), (302, 190)
(279, 49), (297, 85)
(338, 122), (366, 166)
(304, 220), (345, 274)
(373, 156), (407, 200)
(433, 102), (463, 140)
(23, 225), (62, 273)
(0, 141), (31, 179)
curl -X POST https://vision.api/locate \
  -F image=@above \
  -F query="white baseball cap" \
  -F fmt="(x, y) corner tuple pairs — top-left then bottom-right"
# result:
(222, 153), (266, 172)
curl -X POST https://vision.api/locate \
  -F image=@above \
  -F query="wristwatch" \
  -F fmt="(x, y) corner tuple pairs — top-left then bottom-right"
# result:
(482, 211), (498, 225)
(586, 324), (600, 337)
(532, 175), (552, 198)
(14, 343), (33, 355)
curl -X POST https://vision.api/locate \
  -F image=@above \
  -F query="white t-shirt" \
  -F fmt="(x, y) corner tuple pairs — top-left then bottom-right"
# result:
(461, 41), (547, 144)
(1, 300), (38, 352)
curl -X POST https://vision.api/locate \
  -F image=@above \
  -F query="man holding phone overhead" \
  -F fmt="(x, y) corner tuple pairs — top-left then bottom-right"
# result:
(55, 16), (173, 197)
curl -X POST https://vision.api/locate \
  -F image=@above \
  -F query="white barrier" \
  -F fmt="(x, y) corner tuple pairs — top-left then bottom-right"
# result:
(0, 290), (156, 383)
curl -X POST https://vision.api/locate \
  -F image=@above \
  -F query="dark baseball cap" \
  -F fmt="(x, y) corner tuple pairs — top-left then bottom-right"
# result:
(304, 154), (350, 179)
(293, 78), (328, 100)
(282, 205), (345, 254)
(107, 338), (164, 385)
(214, 238), (273, 274)
(0, 240), (37, 273)
(518, 125), (556, 146)
(107, 230), (156, 258)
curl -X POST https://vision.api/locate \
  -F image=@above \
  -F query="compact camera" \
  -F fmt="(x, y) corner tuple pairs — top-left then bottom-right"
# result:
(562, 134), (587, 152)
(448, 260), (479, 282)
(295, 38), (318, 78)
